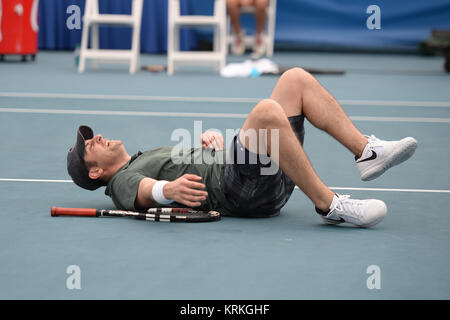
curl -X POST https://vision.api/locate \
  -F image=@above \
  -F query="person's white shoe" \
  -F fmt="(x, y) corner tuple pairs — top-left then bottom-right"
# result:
(316, 194), (387, 228)
(231, 30), (245, 56)
(250, 34), (265, 59)
(357, 135), (418, 181)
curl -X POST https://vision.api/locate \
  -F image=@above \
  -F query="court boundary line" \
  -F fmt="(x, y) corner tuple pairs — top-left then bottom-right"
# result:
(0, 107), (248, 118)
(1, 178), (449, 193)
(1, 107), (449, 123)
(1, 92), (450, 107)
(0, 178), (73, 183)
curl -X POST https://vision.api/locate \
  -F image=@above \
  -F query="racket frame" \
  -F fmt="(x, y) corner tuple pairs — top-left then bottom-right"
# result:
(51, 206), (221, 222)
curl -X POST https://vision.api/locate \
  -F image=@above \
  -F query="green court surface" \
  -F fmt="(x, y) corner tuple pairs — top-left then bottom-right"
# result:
(0, 51), (449, 299)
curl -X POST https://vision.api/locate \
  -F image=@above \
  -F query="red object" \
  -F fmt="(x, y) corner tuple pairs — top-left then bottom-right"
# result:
(51, 207), (98, 217)
(0, 0), (39, 57)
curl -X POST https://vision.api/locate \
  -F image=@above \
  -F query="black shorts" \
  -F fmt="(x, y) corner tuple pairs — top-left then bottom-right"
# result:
(220, 115), (305, 217)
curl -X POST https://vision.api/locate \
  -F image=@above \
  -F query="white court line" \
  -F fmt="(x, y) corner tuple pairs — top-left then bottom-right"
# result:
(1, 107), (450, 123)
(0, 92), (259, 104)
(349, 116), (450, 123)
(0, 178), (73, 183)
(339, 99), (450, 108)
(0, 178), (449, 193)
(1, 92), (450, 107)
(329, 187), (450, 193)
(0, 107), (248, 118)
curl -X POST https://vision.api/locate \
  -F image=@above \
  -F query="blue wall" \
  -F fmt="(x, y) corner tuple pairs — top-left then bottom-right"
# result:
(274, 0), (450, 48)
(38, 0), (450, 52)
(39, 0), (197, 51)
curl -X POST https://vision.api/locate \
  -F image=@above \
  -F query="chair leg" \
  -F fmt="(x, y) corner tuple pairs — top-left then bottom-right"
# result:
(78, 21), (90, 73)
(213, 25), (220, 72)
(167, 0), (176, 75)
(266, 2), (276, 57)
(216, 0), (226, 72)
(220, 25), (226, 71)
(130, 0), (143, 74)
(91, 24), (99, 69)
(168, 25), (178, 75)
(266, 22), (274, 57)
(130, 23), (141, 74)
(267, 39), (273, 57)
(213, 25), (219, 52)
(226, 16), (232, 55)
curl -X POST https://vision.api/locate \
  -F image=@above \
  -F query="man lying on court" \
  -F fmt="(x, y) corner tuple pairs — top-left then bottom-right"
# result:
(67, 68), (418, 228)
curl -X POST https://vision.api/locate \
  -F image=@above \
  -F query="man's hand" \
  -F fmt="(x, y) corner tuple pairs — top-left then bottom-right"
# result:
(201, 130), (224, 150)
(163, 174), (208, 207)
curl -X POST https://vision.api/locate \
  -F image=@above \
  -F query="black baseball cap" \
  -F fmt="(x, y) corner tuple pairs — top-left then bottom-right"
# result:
(67, 125), (104, 190)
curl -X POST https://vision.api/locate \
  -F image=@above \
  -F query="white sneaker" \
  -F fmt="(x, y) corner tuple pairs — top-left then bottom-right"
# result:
(250, 34), (265, 60)
(357, 135), (418, 181)
(316, 194), (387, 228)
(231, 31), (245, 56)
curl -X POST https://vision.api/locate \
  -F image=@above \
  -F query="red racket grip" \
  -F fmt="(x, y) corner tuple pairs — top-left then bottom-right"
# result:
(51, 207), (98, 217)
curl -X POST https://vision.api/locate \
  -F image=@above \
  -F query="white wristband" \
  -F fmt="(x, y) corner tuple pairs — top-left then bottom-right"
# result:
(152, 180), (173, 205)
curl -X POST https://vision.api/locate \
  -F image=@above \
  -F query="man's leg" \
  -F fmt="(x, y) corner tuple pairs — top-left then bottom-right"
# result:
(239, 99), (334, 211)
(269, 68), (368, 157)
(269, 68), (418, 181)
(239, 98), (387, 227)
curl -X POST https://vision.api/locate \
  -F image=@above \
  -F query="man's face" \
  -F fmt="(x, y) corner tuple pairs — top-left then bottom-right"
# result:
(83, 134), (125, 168)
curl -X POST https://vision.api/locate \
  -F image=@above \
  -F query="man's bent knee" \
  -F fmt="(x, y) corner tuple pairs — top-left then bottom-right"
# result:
(280, 67), (315, 87)
(250, 99), (288, 128)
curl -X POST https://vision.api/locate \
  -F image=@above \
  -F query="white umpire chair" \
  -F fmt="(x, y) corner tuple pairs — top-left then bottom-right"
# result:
(227, 0), (276, 57)
(78, 0), (143, 74)
(167, 0), (227, 75)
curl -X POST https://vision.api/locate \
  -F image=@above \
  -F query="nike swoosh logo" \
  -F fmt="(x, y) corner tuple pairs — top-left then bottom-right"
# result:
(356, 150), (377, 163)
(324, 216), (346, 223)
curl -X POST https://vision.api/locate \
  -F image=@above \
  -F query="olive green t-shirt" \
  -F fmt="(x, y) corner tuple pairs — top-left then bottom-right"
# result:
(104, 147), (232, 215)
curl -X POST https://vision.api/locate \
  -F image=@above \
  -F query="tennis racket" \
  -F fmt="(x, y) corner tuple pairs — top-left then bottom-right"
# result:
(51, 207), (221, 223)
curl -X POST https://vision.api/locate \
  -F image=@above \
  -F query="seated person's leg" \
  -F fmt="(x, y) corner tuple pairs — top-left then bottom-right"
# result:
(227, 0), (245, 55)
(252, 0), (269, 58)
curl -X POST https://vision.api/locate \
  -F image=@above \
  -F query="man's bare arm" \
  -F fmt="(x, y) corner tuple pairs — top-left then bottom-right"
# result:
(135, 174), (208, 209)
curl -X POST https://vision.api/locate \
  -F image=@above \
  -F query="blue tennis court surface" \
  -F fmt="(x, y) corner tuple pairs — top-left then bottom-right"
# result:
(0, 51), (449, 299)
